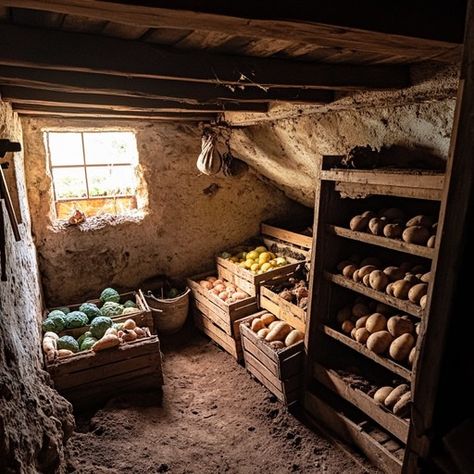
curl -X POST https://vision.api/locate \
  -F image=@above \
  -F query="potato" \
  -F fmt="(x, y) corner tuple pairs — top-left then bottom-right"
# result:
(380, 208), (405, 221)
(285, 330), (304, 347)
(408, 283), (428, 304)
(349, 215), (370, 231)
(359, 265), (378, 279)
(384, 384), (409, 408)
(383, 223), (403, 239)
(386, 283), (394, 296)
(415, 323), (421, 336)
(105, 327), (118, 336)
(251, 318), (265, 332)
(406, 215), (433, 228)
(199, 280), (213, 290)
(342, 264), (358, 278)
(265, 322), (292, 342)
(420, 295), (428, 310)
(270, 341), (285, 350)
(387, 316), (414, 337)
(420, 272), (431, 283)
(402, 226), (430, 245)
(350, 328), (357, 339)
(336, 306), (352, 324)
(404, 274), (420, 284)
(337, 259), (356, 272)
(427, 235), (436, 248)
(123, 319), (137, 330)
(383, 266), (405, 282)
(389, 333), (415, 362)
(365, 313), (387, 333)
(393, 391), (411, 417)
(352, 303), (370, 319)
(341, 320), (355, 334)
(57, 349), (74, 357)
(362, 273), (371, 287)
(352, 269), (361, 282)
(257, 328), (270, 339)
(375, 302), (391, 314)
(92, 334), (120, 352)
(360, 257), (383, 268)
(261, 313), (277, 326)
(361, 210), (376, 219)
(408, 347), (416, 367)
(355, 328), (370, 344)
(368, 217), (386, 235)
(366, 331), (393, 354)
(369, 270), (389, 291)
(122, 329), (138, 342)
(411, 264), (427, 274)
(373, 386), (394, 404)
(391, 280), (413, 299)
(355, 315), (369, 329)
(134, 327), (146, 339)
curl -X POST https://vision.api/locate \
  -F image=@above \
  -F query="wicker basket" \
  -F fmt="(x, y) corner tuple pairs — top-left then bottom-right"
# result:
(144, 288), (190, 335)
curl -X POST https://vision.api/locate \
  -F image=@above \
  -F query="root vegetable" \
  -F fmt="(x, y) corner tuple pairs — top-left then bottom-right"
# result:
(383, 266), (406, 282)
(355, 328), (370, 344)
(337, 260), (355, 272)
(408, 347), (416, 367)
(270, 341), (285, 350)
(386, 283), (394, 296)
(368, 217), (386, 236)
(92, 334), (120, 352)
(366, 331), (393, 354)
(383, 223), (403, 238)
(408, 283), (428, 305)
(406, 215), (433, 228)
(384, 384), (409, 408)
(420, 272), (431, 283)
(362, 273), (371, 286)
(369, 270), (389, 291)
(427, 235), (436, 248)
(387, 316), (414, 338)
(105, 327), (118, 336)
(341, 320), (355, 334)
(123, 319), (136, 330)
(350, 328), (357, 339)
(57, 349), (74, 357)
(349, 215), (370, 231)
(352, 269), (362, 283)
(199, 280), (213, 290)
(389, 333), (415, 362)
(257, 328), (270, 339)
(121, 329), (138, 342)
(373, 386), (394, 404)
(134, 327), (146, 338)
(366, 313), (387, 333)
(391, 280), (413, 299)
(265, 322), (292, 342)
(355, 316), (369, 329)
(393, 392), (411, 417)
(342, 264), (358, 278)
(404, 274), (420, 284)
(420, 295), (428, 310)
(402, 226), (430, 245)
(285, 330), (304, 347)
(261, 313), (277, 326)
(44, 332), (59, 340)
(251, 318), (265, 332)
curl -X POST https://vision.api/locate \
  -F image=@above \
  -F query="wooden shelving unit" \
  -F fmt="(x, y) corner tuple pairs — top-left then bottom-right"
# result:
(304, 155), (445, 473)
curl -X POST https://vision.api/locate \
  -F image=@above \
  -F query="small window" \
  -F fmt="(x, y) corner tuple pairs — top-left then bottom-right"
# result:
(45, 131), (141, 220)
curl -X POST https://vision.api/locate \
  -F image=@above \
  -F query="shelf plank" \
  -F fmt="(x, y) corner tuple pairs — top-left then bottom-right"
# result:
(328, 225), (435, 259)
(325, 272), (423, 318)
(321, 169), (444, 190)
(321, 325), (412, 381)
(312, 362), (409, 443)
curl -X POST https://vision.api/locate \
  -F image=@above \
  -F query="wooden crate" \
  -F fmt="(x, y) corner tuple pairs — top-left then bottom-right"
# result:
(216, 241), (303, 297)
(261, 222), (313, 258)
(240, 311), (304, 404)
(45, 290), (153, 338)
(45, 328), (163, 407)
(192, 306), (250, 361)
(187, 271), (258, 335)
(259, 274), (307, 332)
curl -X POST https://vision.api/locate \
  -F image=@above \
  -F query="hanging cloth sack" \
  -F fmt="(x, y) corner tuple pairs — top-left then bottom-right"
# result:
(197, 130), (222, 175)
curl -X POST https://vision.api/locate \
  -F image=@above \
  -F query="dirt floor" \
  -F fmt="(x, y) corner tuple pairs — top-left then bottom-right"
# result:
(65, 324), (377, 473)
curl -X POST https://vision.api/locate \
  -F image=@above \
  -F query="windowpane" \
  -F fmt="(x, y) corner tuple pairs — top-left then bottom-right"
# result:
(86, 165), (136, 197)
(52, 167), (87, 199)
(83, 132), (138, 165)
(48, 132), (84, 166)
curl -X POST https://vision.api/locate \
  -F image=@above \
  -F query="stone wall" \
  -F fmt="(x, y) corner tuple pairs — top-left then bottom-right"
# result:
(21, 119), (306, 306)
(0, 101), (74, 473)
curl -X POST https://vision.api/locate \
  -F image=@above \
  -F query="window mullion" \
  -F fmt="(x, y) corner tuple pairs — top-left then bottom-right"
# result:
(80, 132), (90, 200)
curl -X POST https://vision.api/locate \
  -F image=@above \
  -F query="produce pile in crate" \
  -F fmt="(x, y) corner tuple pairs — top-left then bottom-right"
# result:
(41, 287), (162, 406)
(240, 311), (305, 404)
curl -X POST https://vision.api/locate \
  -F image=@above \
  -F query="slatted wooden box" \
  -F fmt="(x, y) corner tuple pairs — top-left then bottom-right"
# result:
(45, 327), (163, 407)
(192, 305), (251, 361)
(260, 222), (313, 259)
(216, 241), (304, 297)
(187, 271), (258, 335)
(45, 290), (154, 338)
(259, 274), (307, 333)
(240, 311), (304, 404)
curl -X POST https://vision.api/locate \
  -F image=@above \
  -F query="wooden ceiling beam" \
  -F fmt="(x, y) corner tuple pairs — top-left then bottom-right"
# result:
(0, 86), (269, 112)
(0, 1), (464, 61)
(0, 66), (335, 104)
(13, 104), (216, 121)
(0, 24), (409, 90)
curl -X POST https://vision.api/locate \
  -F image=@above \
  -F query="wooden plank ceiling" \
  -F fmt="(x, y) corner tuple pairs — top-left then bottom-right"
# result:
(0, 1), (467, 121)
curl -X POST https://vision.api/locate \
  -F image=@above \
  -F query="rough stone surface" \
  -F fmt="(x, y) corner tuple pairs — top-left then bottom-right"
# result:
(230, 65), (457, 206)
(21, 119), (305, 306)
(0, 101), (74, 474)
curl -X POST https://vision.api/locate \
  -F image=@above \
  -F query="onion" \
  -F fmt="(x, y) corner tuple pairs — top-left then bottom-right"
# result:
(214, 283), (226, 293)
(233, 291), (248, 300)
(199, 280), (213, 290)
(213, 279), (224, 287)
(218, 291), (228, 301)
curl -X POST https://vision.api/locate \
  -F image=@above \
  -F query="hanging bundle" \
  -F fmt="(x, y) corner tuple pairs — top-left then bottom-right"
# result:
(196, 130), (222, 175)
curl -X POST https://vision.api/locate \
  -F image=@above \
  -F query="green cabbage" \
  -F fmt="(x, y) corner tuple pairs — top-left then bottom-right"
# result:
(57, 335), (79, 352)
(65, 311), (89, 329)
(79, 302), (102, 322)
(100, 287), (120, 303)
(90, 316), (113, 339)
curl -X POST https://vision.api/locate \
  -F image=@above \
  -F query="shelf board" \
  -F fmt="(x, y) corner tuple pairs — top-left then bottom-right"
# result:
(320, 169), (444, 189)
(312, 362), (409, 443)
(328, 225), (435, 259)
(321, 325), (412, 381)
(325, 272), (423, 319)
